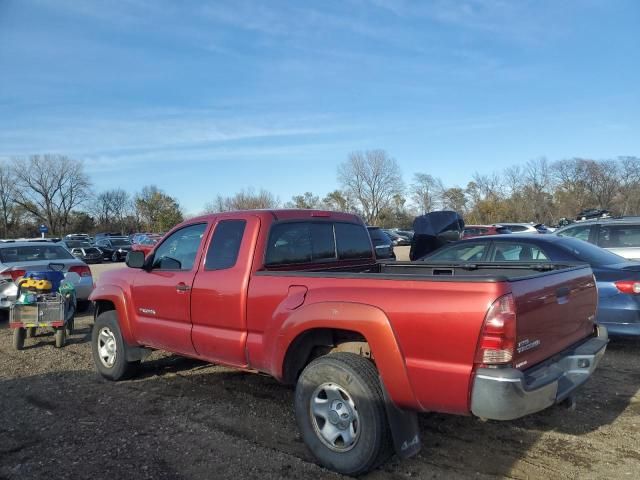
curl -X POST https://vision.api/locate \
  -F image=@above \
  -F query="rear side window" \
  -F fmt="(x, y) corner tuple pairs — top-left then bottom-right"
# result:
(0, 245), (74, 263)
(491, 243), (549, 261)
(336, 223), (373, 260)
(205, 220), (246, 270)
(598, 225), (640, 248)
(507, 225), (527, 232)
(557, 224), (592, 242)
(426, 243), (487, 262)
(265, 222), (336, 265)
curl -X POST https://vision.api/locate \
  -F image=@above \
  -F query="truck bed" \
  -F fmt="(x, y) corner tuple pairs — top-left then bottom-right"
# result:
(252, 261), (597, 413)
(259, 260), (590, 281)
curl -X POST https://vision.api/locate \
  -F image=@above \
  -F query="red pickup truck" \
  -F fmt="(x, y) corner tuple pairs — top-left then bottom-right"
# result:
(90, 209), (608, 475)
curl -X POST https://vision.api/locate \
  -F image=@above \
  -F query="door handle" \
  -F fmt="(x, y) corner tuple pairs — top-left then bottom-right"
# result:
(176, 283), (191, 292)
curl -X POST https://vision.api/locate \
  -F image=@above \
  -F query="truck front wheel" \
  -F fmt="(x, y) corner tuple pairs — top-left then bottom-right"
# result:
(92, 311), (140, 380)
(294, 352), (392, 476)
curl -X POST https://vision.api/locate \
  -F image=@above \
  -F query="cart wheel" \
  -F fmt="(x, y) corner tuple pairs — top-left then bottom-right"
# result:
(55, 327), (66, 348)
(26, 327), (37, 338)
(13, 328), (26, 350)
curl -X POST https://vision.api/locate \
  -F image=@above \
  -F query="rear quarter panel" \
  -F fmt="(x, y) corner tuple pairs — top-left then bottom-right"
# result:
(246, 274), (507, 414)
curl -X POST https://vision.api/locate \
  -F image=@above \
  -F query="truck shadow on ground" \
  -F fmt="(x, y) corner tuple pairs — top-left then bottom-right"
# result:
(2, 340), (638, 479)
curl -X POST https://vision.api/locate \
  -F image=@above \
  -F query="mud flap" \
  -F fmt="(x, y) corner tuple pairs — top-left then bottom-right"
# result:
(380, 378), (422, 459)
(126, 346), (152, 362)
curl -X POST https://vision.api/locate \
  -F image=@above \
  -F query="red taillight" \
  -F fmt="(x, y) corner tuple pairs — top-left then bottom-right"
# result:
(474, 294), (517, 366)
(614, 280), (640, 294)
(9, 269), (26, 281)
(69, 265), (92, 278)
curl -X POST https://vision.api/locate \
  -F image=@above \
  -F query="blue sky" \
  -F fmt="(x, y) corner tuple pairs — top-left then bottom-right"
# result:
(1, 0), (639, 214)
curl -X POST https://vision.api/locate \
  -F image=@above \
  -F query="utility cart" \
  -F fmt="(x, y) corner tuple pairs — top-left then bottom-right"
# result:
(9, 269), (77, 350)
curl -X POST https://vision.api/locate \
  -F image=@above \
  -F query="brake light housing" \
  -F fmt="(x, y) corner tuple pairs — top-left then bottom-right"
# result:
(69, 265), (92, 278)
(614, 280), (640, 294)
(1, 269), (27, 282)
(474, 294), (517, 367)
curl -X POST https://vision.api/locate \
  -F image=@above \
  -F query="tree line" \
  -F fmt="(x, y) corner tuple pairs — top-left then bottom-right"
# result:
(2, 152), (639, 237)
(1, 155), (183, 237)
(208, 151), (640, 228)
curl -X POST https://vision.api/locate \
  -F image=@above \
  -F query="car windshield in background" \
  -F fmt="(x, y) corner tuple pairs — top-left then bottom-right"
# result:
(556, 237), (626, 266)
(496, 227), (512, 234)
(0, 245), (74, 263)
(111, 239), (131, 247)
(368, 229), (390, 243)
(65, 241), (91, 248)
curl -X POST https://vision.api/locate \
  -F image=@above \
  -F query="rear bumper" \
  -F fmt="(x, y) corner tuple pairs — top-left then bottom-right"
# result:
(470, 326), (608, 421)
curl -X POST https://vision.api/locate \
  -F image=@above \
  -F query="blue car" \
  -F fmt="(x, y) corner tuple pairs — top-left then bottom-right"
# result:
(421, 234), (640, 337)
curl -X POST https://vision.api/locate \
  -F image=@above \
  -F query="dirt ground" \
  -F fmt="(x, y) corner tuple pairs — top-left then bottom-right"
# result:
(1, 261), (639, 479)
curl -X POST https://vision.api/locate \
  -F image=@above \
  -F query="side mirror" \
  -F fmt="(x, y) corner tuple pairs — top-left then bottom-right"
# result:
(126, 251), (145, 269)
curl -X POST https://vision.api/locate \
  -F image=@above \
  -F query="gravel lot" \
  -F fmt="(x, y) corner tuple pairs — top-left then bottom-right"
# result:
(1, 259), (639, 479)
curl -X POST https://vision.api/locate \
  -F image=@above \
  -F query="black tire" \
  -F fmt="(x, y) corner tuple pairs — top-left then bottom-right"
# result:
(91, 310), (140, 381)
(77, 300), (92, 313)
(55, 327), (66, 348)
(13, 328), (26, 350)
(26, 327), (37, 338)
(111, 252), (118, 262)
(295, 352), (392, 476)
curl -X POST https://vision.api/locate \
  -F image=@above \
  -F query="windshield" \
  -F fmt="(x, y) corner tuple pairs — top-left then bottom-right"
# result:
(65, 241), (91, 248)
(0, 245), (74, 263)
(111, 239), (131, 247)
(368, 228), (390, 244)
(556, 237), (626, 266)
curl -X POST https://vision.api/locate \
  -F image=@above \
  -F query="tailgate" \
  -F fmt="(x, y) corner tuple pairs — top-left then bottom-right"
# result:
(509, 266), (597, 370)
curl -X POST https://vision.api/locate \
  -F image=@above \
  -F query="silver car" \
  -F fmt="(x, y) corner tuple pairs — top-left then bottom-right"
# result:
(555, 218), (640, 260)
(0, 241), (94, 310)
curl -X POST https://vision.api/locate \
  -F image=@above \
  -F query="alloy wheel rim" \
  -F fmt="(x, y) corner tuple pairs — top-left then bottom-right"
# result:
(310, 382), (360, 452)
(97, 327), (117, 368)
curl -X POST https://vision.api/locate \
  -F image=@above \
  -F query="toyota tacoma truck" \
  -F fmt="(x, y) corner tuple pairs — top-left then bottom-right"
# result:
(90, 209), (608, 475)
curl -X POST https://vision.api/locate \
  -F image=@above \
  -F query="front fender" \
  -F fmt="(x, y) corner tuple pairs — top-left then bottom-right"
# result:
(90, 284), (136, 345)
(271, 301), (418, 409)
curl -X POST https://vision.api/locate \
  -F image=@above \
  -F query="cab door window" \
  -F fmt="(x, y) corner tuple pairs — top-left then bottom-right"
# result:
(152, 223), (207, 271)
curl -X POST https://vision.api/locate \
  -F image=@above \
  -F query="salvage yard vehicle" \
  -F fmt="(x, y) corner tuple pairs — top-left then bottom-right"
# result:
(422, 234), (640, 337)
(555, 217), (640, 260)
(94, 237), (132, 262)
(462, 224), (512, 239)
(90, 209), (607, 475)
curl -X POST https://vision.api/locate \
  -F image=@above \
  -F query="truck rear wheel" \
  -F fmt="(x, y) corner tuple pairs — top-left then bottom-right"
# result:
(92, 310), (140, 380)
(294, 352), (392, 476)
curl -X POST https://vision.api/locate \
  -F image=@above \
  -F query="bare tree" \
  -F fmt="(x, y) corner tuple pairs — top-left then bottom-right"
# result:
(410, 173), (443, 214)
(12, 155), (91, 234)
(285, 192), (321, 209)
(91, 188), (132, 232)
(322, 190), (356, 212)
(338, 150), (404, 225)
(0, 162), (17, 238)
(204, 188), (279, 213)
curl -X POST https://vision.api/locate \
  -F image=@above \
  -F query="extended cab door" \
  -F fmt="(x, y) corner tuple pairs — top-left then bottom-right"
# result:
(131, 222), (208, 355)
(190, 215), (260, 367)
